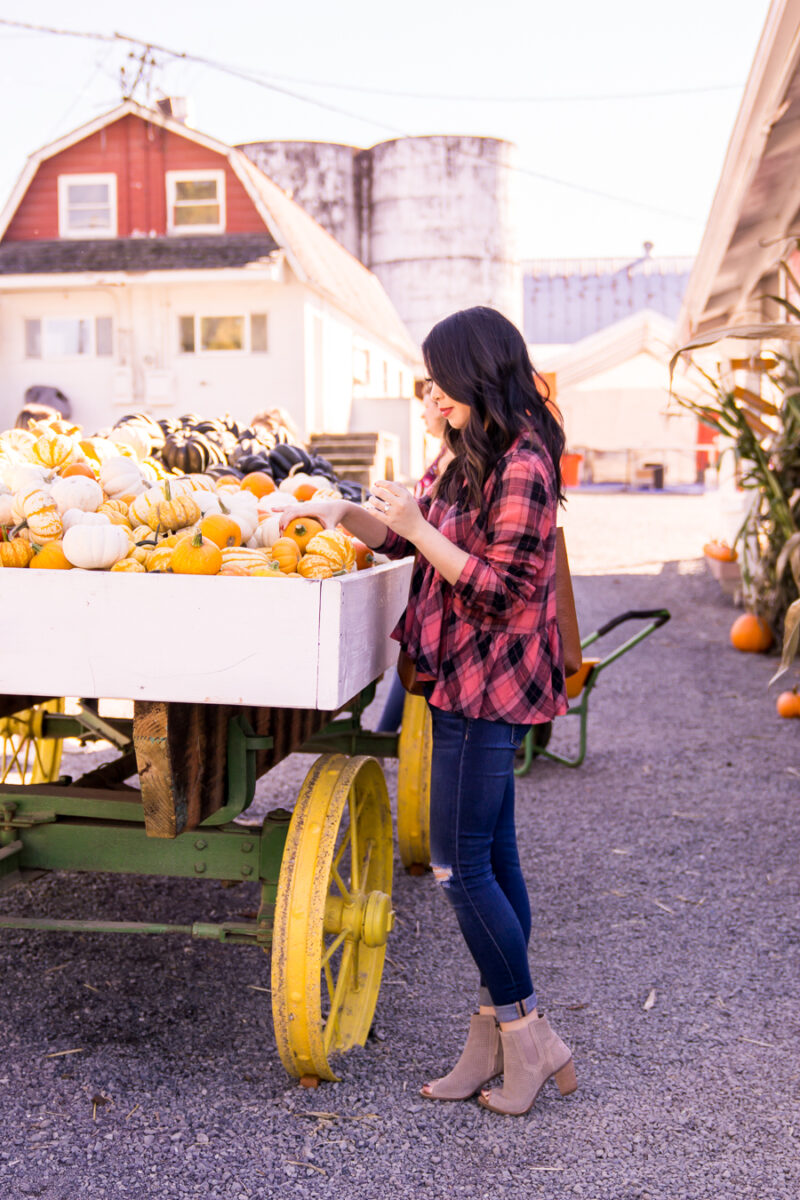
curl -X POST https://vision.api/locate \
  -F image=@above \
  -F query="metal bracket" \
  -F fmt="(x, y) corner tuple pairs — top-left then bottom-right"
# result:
(200, 716), (273, 827)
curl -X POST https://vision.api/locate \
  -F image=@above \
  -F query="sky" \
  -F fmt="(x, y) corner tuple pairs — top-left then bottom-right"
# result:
(0, 0), (774, 260)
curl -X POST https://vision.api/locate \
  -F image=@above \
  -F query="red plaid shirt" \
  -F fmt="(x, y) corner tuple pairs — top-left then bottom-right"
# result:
(381, 437), (568, 724)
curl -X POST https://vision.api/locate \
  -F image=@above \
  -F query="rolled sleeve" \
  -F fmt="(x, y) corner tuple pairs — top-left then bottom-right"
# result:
(452, 455), (552, 621)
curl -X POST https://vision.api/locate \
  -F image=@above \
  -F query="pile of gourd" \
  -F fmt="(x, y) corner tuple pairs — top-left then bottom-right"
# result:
(0, 417), (373, 579)
(113, 410), (363, 500)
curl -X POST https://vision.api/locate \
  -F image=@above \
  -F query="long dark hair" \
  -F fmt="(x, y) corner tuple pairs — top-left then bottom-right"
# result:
(422, 306), (565, 510)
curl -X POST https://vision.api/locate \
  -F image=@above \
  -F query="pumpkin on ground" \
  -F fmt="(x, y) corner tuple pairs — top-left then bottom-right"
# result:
(703, 540), (737, 562)
(776, 690), (800, 718)
(730, 613), (774, 653)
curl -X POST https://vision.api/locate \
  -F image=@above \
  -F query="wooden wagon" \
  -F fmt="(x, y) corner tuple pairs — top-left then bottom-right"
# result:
(0, 561), (431, 1083)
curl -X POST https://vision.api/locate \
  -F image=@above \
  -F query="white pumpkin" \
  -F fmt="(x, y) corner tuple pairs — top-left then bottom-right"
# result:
(256, 491), (296, 516)
(5, 463), (53, 494)
(63, 523), (130, 569)
(99, 456), (146, 498)
(112, 424), (151, 460)
(62, 509), (112, 532)
(278, 471), (316, 495)
(51, 475), (103, 515)
(248, 513), (282, 549)
(0, 491), (15, 525)
(218, 492), (258, 541)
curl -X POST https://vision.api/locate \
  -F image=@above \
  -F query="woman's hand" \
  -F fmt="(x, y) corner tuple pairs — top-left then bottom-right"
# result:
(278, 498), (349, 532)
(364, 480), (426, 542)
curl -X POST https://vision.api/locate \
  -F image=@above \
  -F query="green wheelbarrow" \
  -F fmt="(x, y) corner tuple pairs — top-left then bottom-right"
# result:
(514, 608), (671, 773)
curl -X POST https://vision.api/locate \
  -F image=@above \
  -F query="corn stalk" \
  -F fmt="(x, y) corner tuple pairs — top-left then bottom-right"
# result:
(669, 268), (800, 651)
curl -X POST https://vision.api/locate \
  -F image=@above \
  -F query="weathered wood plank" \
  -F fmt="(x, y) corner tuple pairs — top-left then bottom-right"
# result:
(133, 701), (333, 838)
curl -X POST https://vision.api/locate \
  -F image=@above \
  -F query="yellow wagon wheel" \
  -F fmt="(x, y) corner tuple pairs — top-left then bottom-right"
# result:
(271, 753), (394, 1082)
(396, 693), (432, 872)
(0, 699), (65, 785)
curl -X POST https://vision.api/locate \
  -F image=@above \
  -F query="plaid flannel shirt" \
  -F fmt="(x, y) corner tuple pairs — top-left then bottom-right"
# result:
(381, 437), (569, 724)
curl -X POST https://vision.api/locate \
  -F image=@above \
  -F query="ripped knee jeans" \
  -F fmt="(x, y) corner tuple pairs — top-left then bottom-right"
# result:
(427, 700), (536, 1021)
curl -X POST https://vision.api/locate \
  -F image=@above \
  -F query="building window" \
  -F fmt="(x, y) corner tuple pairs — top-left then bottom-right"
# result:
(24, 316), (113, 359)
(58, 174), (117, 238)
(178, 314), (267, 353)
(353, 347), (370, 385)
(166, 170), (225, 234)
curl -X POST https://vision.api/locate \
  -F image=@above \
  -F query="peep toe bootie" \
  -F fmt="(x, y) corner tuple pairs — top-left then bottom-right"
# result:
(479, 1012), (577, 1115)
(421, 1013), (503, 1101)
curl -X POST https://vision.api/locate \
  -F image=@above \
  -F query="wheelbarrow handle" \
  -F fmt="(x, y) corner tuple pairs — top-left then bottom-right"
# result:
(590, 609), (671, 642)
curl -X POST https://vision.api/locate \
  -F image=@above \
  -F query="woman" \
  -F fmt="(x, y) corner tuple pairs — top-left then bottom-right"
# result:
(281, 306), (574, 1115)
(375, 382), (453, 733)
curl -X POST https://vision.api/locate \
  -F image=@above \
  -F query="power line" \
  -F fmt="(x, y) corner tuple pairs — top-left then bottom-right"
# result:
(0, 15), (704, 225)
(247, 73), (745, 104)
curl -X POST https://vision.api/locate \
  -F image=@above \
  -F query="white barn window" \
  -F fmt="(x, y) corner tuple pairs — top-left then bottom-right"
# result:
(166, 170), (225, 234)
(58, 174), (117, 238)
(178, 314), (267, 353)
(24, 316), (113, 359)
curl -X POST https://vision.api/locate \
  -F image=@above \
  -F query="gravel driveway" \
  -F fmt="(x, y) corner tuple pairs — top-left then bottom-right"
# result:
(1, 491), (798, 1200)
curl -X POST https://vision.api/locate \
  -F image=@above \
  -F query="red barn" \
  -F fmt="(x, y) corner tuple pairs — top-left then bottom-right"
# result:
(0, 101), (419, 464)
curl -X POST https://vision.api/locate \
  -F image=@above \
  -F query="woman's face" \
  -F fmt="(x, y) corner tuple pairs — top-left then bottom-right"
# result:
(420, 390), (446, 437)
(429, 380), (471, 430)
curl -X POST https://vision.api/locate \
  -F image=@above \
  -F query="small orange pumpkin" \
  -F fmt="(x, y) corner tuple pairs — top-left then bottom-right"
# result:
(776, 690), (800, 718)
(199, 513), (242, 550)
(0, 537), (34, 568)
(352, 539), (375, 570)
(145, 545), (175, 573)
(171, 532), (222, 576)
(730, 613), (773, 653)
(61, 462), (97, 480)
(251, 563), (284, 578)
(704, 540), (737, 562)
(270, 536), (302, 574)
(29, 540), (73, 570)
(110, 557), (146, 573)
(284, 516), (324, 553)
(297, 553), (334, 579)
(304, 529), (355, 572)
(292, 482), (319, 502)
(240, 471), (276, 498)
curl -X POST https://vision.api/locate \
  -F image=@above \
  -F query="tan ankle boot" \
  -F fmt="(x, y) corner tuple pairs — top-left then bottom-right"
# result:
(421, 1013), (503, 1101)
(478, 1011), (576, 1115)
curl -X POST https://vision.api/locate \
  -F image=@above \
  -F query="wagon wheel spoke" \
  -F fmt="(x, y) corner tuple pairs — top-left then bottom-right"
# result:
(323, 939), (354, 1054)
(0, 700), (64, 786)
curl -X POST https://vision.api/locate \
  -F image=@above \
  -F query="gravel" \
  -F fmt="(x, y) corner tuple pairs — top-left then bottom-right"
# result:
(1, 490), (798, 1200)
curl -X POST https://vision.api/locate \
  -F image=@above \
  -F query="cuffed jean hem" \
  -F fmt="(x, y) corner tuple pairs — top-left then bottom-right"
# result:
(493, 991), (538, 1023)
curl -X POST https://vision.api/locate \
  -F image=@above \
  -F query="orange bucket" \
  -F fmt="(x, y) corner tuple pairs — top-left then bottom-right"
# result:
(561, 453), (583, 487)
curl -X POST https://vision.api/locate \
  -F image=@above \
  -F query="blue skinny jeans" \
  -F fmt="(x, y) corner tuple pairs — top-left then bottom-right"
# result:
(427, 698), (537, 1022)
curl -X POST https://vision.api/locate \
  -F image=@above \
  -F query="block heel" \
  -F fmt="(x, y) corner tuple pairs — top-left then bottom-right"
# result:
(554, 1058), (577, 1096)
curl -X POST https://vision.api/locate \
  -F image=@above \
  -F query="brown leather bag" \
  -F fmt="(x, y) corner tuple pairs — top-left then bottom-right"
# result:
(397, 648), (427, 696)
(556, 527), (582, 677)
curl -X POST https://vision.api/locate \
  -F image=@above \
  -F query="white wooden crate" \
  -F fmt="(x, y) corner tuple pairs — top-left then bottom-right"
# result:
(0, 560), (413, 710)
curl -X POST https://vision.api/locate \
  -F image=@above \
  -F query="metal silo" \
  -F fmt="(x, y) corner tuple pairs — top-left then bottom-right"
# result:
(238, 140), (362, 260)
(365, 136), (521, 346)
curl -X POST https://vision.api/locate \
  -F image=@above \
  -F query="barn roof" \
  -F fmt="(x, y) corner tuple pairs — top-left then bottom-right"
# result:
(0, 100), (419, 363)
(678, 0), (800, 339)
(0, 233), (279, 274)
(535, 308), (677, 390)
